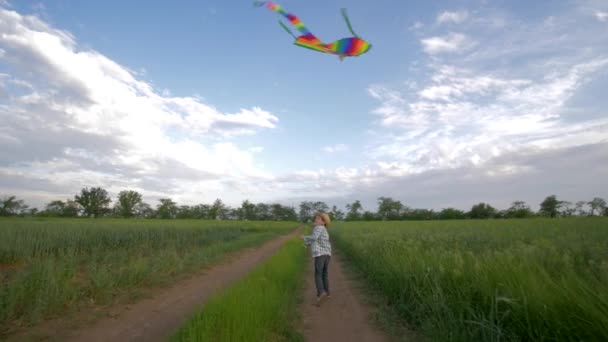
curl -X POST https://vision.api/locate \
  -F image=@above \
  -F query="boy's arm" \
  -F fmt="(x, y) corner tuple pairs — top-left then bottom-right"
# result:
(302, 227), (321, 246)
(302, 235), (314, 243)
(301, 230), (315, 246)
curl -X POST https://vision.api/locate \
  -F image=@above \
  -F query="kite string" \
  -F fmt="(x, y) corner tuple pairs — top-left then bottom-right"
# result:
(278, 20), (297, 39)
(341, 8), (358, 37)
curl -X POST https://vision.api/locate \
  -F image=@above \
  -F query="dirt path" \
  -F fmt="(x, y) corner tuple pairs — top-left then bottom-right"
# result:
(299, 251), (393, 342)
(9, 229), (301, 342)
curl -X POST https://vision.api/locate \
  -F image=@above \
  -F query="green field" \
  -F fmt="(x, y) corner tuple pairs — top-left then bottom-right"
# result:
(3, 217), (607, 341)
(0, 218), (294, 335)
(173, 238), (306, 342)
(332, 218), (608, 341)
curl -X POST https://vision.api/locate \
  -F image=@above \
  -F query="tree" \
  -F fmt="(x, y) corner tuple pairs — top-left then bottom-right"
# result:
(209, 199), (228, 220)
(226, 208), (240, 220)
(539, 195), (559, 218)
(240, 200), (257, 220)
(403, 208), (436, 220)
(438, 208), (466, 220)
(311, 201), (330, 214)
(507, 201), (534, 218)
(281, 205), (298, 221)
(44, 200), (67, 217)
(255, 203), (272, 220)
(176, 205), (194, 219)
(156, 198), (178, 219)
(271, 204), (297, 221)
(575, 201), (588, 216)
(297, 201), (330, 222)
(329, 205), (345, 221)
(469, 203), (496, 219)
(494, 210), (508, 219)
(74, 187), (111, 218)
(64, 200), (80, 217)
(362, 211), (378, 221)
(588, 197), (606, 216)
(377, 197), (403, 220)
(0, 195), (28, 216)
(44, 199), (80, 217)
(116, 190), (143, 218)
(270, 204), (283, 221)
(187, 204), (210, 219)
(136, 202), (155, 218)
(299, 201), (314, 222)
(558, 201), (576, 217)
(345, 200), (363, 221)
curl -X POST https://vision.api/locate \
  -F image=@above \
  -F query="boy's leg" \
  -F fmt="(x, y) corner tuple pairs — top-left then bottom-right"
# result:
(322, 255), (330, 295)
(314, 257), (324, 297)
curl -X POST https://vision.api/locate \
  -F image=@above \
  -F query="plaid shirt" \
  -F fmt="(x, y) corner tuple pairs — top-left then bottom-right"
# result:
(303, 225), (332, 258)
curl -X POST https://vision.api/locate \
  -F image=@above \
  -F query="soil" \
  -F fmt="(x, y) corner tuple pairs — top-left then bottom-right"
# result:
(298, 251), (395, 342)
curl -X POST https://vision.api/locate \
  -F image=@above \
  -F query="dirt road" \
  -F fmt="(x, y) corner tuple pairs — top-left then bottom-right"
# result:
(299, 251), (393, 342)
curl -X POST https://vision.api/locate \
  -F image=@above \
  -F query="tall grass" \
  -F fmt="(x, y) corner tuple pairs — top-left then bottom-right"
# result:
(0, 218), (294, 335)
(332, 218), (608, 341)
(173, 238), (307, 342)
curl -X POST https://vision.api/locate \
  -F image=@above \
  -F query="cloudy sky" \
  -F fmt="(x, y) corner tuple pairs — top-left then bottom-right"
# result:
(1, 0), (607, 212)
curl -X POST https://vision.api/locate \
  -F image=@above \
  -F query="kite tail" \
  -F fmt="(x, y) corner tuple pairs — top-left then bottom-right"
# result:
(254, 1), (314, 37)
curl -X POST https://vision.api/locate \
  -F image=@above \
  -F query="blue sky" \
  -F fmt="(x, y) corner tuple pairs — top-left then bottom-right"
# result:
(1, 0), (607, 212)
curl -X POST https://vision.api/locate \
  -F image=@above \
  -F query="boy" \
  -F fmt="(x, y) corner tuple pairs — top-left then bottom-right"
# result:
(302, 212), (332, 306)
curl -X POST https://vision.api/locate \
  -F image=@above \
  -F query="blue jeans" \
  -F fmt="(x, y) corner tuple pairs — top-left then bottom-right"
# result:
(314, 255), (330, 296)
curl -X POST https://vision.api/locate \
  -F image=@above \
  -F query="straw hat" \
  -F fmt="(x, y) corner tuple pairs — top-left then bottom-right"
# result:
(315, 212), (331, 227)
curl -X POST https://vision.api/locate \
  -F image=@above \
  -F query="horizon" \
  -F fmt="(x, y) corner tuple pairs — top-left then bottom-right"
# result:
(2, 187), (598, 215)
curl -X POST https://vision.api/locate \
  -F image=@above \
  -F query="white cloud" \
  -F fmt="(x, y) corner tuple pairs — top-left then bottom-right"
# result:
(367, 59), (608, 172)
(437, 11), (469, 24)
(315, 142), (608, 212)
(421, 33), (476, 55)
(595, 11), (608, 22)
(0, 8), (278, 206)
(322, 144), (348, 153)
(369, 1), (608, 190)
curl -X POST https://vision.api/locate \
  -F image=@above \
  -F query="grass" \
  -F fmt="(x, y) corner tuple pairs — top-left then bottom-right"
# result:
(172, 238), (307, 342)
(331, 218), (608, 341)
(0, 218), (295, 335)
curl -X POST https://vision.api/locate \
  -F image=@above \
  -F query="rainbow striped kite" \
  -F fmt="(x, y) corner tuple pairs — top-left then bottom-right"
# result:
(254, 1), (372, 61)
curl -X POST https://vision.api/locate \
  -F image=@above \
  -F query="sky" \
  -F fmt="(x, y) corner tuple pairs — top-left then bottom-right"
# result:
(1, 0), (607, 212)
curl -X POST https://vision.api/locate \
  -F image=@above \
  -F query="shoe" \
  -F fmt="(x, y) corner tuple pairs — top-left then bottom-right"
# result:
(315, 292), (329, 307)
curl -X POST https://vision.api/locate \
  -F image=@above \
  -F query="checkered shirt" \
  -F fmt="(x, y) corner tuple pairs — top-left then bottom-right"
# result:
(304, 225), (332, 258)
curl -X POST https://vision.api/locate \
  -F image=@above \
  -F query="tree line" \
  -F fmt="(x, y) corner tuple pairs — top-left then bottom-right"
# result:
(1, 188), (607, 221)
(340, 196), (608, 221)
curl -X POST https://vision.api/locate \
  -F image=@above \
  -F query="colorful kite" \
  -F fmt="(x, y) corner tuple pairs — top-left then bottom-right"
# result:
(254, 1), (372, 61)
